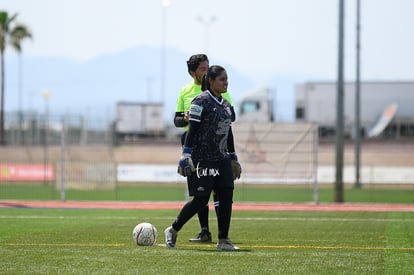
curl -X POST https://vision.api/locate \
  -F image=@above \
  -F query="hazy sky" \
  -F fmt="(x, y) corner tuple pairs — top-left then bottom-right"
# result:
(2, 0), (413, 86)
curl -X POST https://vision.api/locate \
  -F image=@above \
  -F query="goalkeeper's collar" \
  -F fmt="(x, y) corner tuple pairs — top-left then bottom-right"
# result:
(206, 90), (224, 104)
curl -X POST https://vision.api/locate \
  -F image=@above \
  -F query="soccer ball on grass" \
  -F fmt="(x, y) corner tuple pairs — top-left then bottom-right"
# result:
(132, 222), (157, 246)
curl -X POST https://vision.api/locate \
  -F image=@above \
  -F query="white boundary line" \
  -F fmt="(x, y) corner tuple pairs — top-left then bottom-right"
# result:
(3, 243), (414, 251)
(1, 215), (414, 223)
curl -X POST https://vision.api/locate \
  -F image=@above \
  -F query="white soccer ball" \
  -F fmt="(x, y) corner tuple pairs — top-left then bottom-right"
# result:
(132, 222), (157, 246)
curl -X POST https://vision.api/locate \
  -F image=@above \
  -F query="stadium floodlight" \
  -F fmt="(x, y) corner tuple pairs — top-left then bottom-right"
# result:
(196, 16), (218, 55)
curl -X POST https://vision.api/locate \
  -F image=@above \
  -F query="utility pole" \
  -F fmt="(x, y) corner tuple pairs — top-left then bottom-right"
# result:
(354, 0), (362, 188)
(161, 0), (170, 104)
(335, 0), (345, 203)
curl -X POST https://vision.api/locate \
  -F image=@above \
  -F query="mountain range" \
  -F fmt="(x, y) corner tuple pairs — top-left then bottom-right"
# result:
(4, 46), (296, 125)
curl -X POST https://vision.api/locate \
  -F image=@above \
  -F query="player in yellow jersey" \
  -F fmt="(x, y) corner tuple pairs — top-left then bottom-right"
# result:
(174, 54), (235, 242)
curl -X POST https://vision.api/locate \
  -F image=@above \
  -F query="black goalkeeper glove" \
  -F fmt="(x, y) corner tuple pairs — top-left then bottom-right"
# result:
(228, 153), (242, 180)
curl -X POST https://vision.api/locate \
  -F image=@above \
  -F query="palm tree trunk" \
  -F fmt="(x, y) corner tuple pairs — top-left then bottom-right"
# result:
(0, 49), (5, 145)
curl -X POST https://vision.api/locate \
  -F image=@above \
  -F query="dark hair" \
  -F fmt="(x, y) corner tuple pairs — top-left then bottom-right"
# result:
(201, 65), (226, 91)
(186, 54), (209, 76)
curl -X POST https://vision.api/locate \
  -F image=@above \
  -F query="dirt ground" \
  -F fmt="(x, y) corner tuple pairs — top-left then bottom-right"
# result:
(1, 140), (413, 166)
(113, 140), (414, 166)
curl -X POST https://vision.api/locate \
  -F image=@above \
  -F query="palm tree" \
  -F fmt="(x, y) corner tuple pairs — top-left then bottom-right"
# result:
(0, 11), (32, 145)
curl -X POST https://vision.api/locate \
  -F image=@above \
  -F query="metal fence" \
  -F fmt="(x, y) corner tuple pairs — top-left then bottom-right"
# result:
(2, 111), (414, 204)
(233, 122), (319, 202)
(1, 111), (116, 200)
(1, 112), (319, 202)
(4, 111), (113, 146)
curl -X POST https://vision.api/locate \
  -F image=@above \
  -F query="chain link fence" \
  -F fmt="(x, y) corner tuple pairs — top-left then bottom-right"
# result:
(1, 111), (116, 200)
(4, 111), (113, 146)
(1, 112), (319, 202)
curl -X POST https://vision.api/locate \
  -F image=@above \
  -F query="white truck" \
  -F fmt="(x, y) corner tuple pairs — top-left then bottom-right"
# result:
(295, 81), (414, 139)
(236, 82), (414, 140)
(237, 88), (275, 123)
(114, 102), (165, 142)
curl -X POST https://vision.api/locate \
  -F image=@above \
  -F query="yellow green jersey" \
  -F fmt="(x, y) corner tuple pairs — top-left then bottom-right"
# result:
(175, 80), (233, 131)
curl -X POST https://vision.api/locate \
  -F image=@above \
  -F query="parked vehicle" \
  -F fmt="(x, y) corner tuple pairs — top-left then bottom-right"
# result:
(114, 102), (165, 143)
(237, 88), (274, 123)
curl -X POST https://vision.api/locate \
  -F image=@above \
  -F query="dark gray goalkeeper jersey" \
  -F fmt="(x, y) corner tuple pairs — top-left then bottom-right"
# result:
(187, 90), (233, 162)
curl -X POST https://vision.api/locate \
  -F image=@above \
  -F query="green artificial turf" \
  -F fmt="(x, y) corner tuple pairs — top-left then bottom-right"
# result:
(1, 183), (414, 204)
(1, 208), (413, 274)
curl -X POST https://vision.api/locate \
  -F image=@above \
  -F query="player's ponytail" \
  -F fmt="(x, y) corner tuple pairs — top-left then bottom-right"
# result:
(201, 73), (209, 91)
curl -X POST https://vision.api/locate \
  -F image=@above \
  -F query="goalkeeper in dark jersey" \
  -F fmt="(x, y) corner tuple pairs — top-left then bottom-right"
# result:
(174, 54), (236, 243)
(165, 65), (242, 251)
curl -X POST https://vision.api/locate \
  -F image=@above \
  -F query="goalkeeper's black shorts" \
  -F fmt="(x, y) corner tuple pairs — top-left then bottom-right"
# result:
(187, 157), (234, 197)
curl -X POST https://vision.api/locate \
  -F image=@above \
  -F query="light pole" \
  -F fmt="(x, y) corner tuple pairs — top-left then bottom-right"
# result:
(197, 16), (218, 54)
(161, 0), (170, 104)
(42, 90), (50, 186)
(17, 54), (23, 145)
(354, 0), (362, 188)
(335, 0), (345, 203)
(146, 77), (153, 102)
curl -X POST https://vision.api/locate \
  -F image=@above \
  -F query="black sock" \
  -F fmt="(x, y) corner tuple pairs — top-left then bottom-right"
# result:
(172, 196), (209, 232)
(216, 188), (233, 239)
(197, 204), (210, 232)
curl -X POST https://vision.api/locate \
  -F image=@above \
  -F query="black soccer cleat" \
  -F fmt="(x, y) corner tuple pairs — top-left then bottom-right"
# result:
(189, 230), (212, 243)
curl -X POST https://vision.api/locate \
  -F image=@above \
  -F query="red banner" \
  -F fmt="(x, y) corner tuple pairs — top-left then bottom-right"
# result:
(0, 164), (55, 181)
